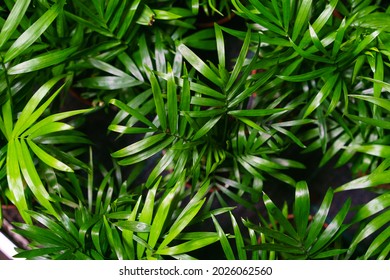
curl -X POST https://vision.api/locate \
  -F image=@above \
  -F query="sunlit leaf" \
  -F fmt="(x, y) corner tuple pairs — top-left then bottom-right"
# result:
(8, 47), (77, 74)
(178, 44), (223, 87)
(0, 0), (31, 49)
(4, 0), (65, 62)
(294, 181), (310, 239)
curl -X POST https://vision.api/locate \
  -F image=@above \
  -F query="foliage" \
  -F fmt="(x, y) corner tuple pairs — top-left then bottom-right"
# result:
(0, 0), (390, 260)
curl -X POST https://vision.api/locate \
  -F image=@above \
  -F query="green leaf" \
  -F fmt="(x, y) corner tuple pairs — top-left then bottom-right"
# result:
(349, 144), (390, 158)
(8, 47), (77, 74)
(246, 243), (304, 255)
(309, 199), (351, 255)
(117, 0), (141, 39)
(27, 211), (76, 247)
(212, 215), (235, 260)
(6, 140), (31, 224)
(167, 63), (178, 134)
(271, 125), (306, 148)
(310, 0), (338, 34)
(278, 67), (336, 82)
(145, 148), (176, 188)
(64, 11), (112, 37)
(0, 0), (30, 49)
(108, 125), (155, 134)
(282, 0), (291, 31)
(292, 0), (312, 41)
(155, 235), (219, 255)
(4, 1), (65, 62)
(115, 221), (151, 233)
(16, 139), (59, 218)
(75, 76), (143, 90)
(352, 30), (380, 57)
(190, 96), (225, 107)
(313, 249), (348, 259)
(154, 8), (192, 20)
(308, 24), (328, 55)
(117, 136), (175, 165)
(349, 211), (390, 257)
(216, 183), (257, 210)
(147, 67), (167, 131)
(248, 0), (281, 26)
(13, 75), (66, 137)
(183, 108), (226, 118)
(13, 222), (67, 247)
(87, 58), (130, 77)
(111, 133), (167, 158)
(192, 115), (222, 140)
(350, 95), (390, 112)
(189, 81), (225, 99)
(214, 24), (225, 68)
(232, 0), (285, 36)
(305, 188), (333, 247)
(336, 170), (390, 192)
(109, 99), (157, 130)
(2, 99), (13, 140)
(347, 114), (390, 130)
(103, 216), (124, 260)
(178, 44), (223, 87)
(228, 108), (288, 117)
(231, 214), (246, 260)
(360, 77), (390, 93)
(27, 139), (73, 172)
(14, 247), (68, 259)
(294, 181), (310, 239)
(364, 224), (390, 259)
(226, 27), (252, 91)
(303, 74), (339, 118)
(374, 53), (384, 99)
(21, 109), (93, 138)
(29, 122), (74, 139)
(158, 199), (205, 250)
(244, 220), (301, 247)
(148, 176), (182, 249)
(263, 193), (298, 239)
(118, 53), (144, 82)
(137, 181), (159, 258)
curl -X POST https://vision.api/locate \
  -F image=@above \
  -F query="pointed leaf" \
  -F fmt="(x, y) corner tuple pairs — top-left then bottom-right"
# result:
(178, 44), (223, 87)
(212, 215), (235, 260)
(167, 63), (178, 134)
(263, 193), (298, 239)
(16, 139), (59, 218)
(148, 175), (183, 249)
(75, 76), (142, 90)
(155, 236), (219, 255)
(294, 181), (310, 239)
(8, 47), (77, 74)
(305, 188), (333, 247)
(27, 139), (73, 172)
(292, 0), (312, 41)
(158, 199), (205, 250)
(147, 68), (167, 131)
(310, 199), (351, 254)
(111, 133), (167, 158)
(192, 115), (222, 140)
(0, 0), (30, 49)
(6, 140), (31, 223)
(13, 75), (66, 137)
(4, 1), (64, 62)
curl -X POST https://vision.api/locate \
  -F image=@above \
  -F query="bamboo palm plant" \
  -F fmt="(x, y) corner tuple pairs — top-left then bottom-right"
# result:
(1, 0), (390, 260)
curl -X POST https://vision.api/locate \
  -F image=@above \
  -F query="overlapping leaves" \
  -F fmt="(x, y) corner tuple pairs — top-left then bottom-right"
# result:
(0, 76), (91, 223)
(13, 168), (224, 260)
(245, 181), (350, 259)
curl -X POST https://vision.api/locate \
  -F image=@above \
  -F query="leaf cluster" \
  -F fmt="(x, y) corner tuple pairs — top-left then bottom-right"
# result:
(1, 0), (390, 260)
